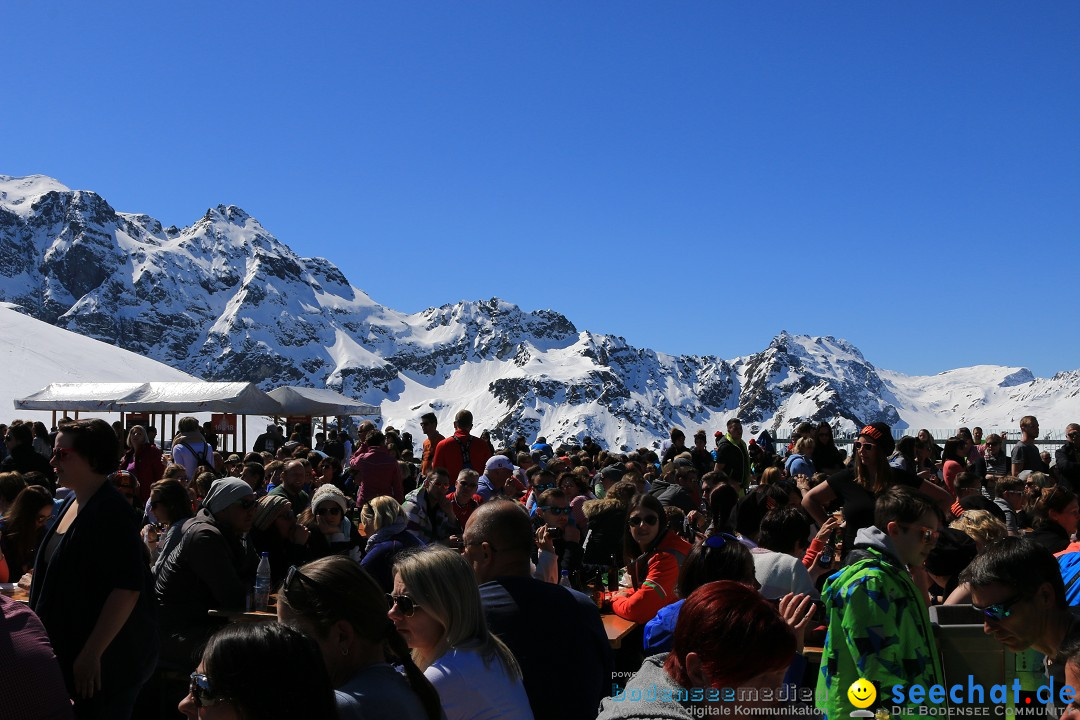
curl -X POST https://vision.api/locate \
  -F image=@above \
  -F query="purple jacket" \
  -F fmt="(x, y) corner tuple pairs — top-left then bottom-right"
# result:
(350, 445), (404, 507)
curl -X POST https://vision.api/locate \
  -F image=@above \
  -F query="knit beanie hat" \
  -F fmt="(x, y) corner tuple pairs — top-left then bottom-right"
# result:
(204, 478), (254, 515)
(311, 484), (348, 514)
(859, 423), (896, 456)
(253, 494), (289, 531)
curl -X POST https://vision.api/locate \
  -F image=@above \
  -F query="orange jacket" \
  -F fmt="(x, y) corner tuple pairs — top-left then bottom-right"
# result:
(611, 530), (692, 624)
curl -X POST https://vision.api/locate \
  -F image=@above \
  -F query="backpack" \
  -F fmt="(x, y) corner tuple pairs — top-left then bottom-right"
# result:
(453, 436), (473, 470)
(178, 441), (212, 468)
(1059, 551), (1080, 606)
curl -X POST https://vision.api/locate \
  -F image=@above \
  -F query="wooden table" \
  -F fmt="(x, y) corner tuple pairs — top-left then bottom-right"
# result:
(207, 608), (277, 623)
(0, 586), (30, 603)
(602, 614), (638, 649)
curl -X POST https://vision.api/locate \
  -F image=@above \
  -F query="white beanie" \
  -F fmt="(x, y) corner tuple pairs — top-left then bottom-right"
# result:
(311, 484), (348, 514)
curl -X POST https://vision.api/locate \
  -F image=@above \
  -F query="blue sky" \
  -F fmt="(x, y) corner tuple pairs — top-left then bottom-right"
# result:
(6, 2), (1079, 377)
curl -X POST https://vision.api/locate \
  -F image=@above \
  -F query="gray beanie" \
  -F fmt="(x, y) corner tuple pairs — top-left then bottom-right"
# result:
(204, 478), (254, 514)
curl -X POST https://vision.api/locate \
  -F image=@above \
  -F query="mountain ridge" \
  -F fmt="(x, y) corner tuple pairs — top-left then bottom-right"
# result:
(2, 174), (1077, 449)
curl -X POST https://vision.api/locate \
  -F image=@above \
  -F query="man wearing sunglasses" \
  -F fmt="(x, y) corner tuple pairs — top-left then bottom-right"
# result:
(816, 486), (945, 720)
(960, 536), (1080, 716)
(154, 478), (259, 686)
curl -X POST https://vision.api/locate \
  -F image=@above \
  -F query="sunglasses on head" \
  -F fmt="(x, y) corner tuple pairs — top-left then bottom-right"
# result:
(628, 514), (659, 527)
(973, 594), (1024, 622)
(314, 506), (342, 516)
(704, 532), (740, 549)
(387, 593), (421, 617)
(189, 672), (232, 708)
(540, 506), (570, 515)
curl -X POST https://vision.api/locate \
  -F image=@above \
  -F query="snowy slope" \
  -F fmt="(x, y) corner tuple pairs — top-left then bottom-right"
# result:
(2, 174), (1079, 449)
(0, 302), (196, 422)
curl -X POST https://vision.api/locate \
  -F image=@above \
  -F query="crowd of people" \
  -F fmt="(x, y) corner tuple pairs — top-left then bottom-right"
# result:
(3, 410), (1080, 719)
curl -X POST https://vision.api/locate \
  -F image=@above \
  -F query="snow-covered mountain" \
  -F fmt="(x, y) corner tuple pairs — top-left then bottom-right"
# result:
(0, 301), (195, 421)
(2, 174), (1078, 449)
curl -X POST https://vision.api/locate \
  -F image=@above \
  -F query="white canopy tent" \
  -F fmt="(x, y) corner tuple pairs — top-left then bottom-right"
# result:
(266, 386), (379, 418)
(15, 381), (381, 452)
(15, 381), (283, 452)
(14, 382), (149, 412)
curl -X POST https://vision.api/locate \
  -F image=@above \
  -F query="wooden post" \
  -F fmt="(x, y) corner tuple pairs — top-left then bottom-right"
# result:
(51, 410), (57, 429)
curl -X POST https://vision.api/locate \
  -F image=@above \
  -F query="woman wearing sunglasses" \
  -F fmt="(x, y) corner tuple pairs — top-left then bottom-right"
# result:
(608, 493), (692, 624)
(30, 418), (158, 718)
(179, 621), (337, 719)
(802, 422), (953, 556)
(276, 557), (441, 720)
(298, 485), (363, 561)
(389, 545), (533, 720)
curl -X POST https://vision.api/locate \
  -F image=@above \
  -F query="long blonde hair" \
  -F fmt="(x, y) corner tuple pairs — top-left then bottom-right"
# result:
(361, 495), (403, 531)
(393, 545), (521, 678)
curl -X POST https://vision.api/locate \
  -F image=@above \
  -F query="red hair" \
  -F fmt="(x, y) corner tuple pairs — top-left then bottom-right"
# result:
(664, 581), (795, 688)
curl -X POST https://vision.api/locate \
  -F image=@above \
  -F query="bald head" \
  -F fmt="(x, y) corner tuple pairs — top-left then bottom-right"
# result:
(463, 500), (534, 581)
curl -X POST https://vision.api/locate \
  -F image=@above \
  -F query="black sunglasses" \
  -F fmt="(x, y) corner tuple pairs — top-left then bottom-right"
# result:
(628, 514), (659, 527)
(189, 672), (232, 708)
(972, 593), (1025, 622)
(387, 593), (421, 617)
(237, 497), (257, 510)
(540, 506), (570, 515)
(314, 506), (342, 516)
(284, 564), (322, 603)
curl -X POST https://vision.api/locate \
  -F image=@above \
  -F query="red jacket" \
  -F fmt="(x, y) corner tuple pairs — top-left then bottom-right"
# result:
(123, 444), (164, 507)
(611, 530), (692, 624)
(430, 430), (492, 485)
(350, 445), (404, 508)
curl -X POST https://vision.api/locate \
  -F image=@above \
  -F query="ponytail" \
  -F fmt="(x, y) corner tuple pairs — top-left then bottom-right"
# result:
(385, 621), (443, 720)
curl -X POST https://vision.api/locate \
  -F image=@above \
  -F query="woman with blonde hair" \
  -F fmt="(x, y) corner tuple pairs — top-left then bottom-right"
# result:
(277, 556), (441, 720)
(360, 496), (424, 592)
(389, 545), (532, 720)
(950, 509), (1008, 551)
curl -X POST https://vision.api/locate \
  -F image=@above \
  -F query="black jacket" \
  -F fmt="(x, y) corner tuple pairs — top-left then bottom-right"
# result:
(154, 509), (256, 666)
(1057, 444), (1080, 493)
(1, 443), (56, 484)
(30, 482), (158, 695)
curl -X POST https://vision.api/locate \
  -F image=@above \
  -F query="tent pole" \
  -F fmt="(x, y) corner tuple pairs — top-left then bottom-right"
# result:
(242, 416), (248, 454)
(51, 410), (57, 429)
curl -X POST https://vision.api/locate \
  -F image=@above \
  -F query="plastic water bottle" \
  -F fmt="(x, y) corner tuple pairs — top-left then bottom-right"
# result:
(254, 552), (271, 611)
(559, 569), (573, 589)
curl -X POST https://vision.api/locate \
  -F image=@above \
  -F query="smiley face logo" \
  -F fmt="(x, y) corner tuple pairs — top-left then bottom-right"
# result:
(848, 678), (877, 709)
